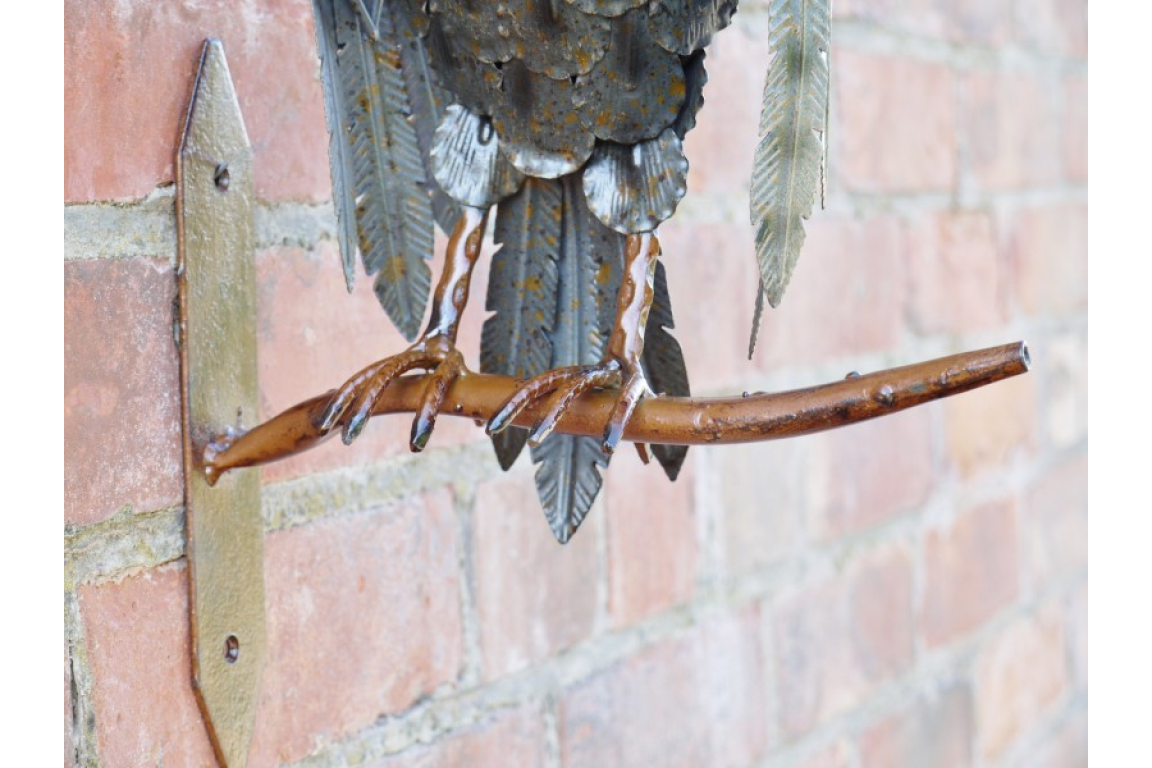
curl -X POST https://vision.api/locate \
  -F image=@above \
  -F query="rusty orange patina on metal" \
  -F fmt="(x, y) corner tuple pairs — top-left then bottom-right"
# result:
(205, 341), (1030, 483)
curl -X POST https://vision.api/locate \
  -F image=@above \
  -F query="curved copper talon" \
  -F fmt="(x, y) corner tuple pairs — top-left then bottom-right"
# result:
(319, 344), (464, 449)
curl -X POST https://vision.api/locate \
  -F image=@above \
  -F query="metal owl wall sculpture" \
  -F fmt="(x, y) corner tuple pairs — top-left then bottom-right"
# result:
(202, 0), (1029, 543)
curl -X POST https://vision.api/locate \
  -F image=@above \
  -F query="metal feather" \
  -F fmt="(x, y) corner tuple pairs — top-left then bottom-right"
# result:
(481, 178), (563, 470)
(394, 3), (462, 233)
(313, 0), (436, 340)
(748, 0), (830, 353)
(641, 260), (691, 480)
(529, 176), (621, 544)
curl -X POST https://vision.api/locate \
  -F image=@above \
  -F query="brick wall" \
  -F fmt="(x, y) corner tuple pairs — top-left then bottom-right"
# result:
(64, 1), (1087, 766)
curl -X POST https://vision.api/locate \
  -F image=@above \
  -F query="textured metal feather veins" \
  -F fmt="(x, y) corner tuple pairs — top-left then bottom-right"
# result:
(583, 128), (689, 234)
(641, 261), (691, 480)
(314, 0), (435, 339)
(649, 0), (739, 55)
(481, 179), (563, 469)
(432, 106), (526, 208)
(393, 4), (461, 234)
(529, 177), (619, 543)
(748, 0), (830, 354)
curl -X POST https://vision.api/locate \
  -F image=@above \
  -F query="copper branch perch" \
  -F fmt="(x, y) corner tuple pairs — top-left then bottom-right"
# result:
(203, 342), (1029, 483)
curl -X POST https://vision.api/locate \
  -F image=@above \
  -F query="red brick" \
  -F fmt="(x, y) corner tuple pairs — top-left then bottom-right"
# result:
(1064, 75), (1088, 182)
(944, 373), (1036, 477)
(1066, 581), (1087, 693)
(561, 607), (767, 768)
(922, 500), (1019, 647)
(1014, 0), (1088, 58)
(1007, 204), (1088, 317)
(255, 241), (484, 484)
(366, 707), (545, 768)
(681, 18), (764, 199)
(1023, 455), (1087, 590)
(1039, 332), (1088, 449)
(752, 215), (907, 370)
(808, 407), (935, 541)
(250, 490), (463, 765)
(962, 71), (1062, 191)
(906, 211), (1008, 334)
(65, 0), (330, 203)
(472, 472), (600, 679)
(604, 449), (698, 627)
(860, 685), (973, 768)
(65, 647), (75, 768)
(79, 565), (217, 766)
(657, 220), (762, 392)
(774, 545), (914, 737)
(837, 51), (957, 193)
(711, 440), (806, 576)
(1029, 713), (1087, 768)
(790, 742), (852, 768)
(835, 0), (1009, 44)
(64, 258), (182, 525)
(975, 606), (1068, 760)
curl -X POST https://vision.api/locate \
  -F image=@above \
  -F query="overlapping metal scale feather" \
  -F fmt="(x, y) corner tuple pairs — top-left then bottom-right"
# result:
(414, 0), (736, 233)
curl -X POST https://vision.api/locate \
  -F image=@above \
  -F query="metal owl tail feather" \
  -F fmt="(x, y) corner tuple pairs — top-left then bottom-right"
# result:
(480, 175), (690, 543)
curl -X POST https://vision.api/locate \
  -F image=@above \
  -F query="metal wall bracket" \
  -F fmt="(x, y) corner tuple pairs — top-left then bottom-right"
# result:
(177, 39), (265, 768)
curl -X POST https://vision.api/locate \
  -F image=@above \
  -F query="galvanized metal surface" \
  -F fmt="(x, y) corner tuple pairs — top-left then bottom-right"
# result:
(431, 106), (525, 209)
(572, 9), (685, 144)
(649, 0), (740, 54)
(494, 60), (596, 178)
(582, 128), (689, 234)
(177, 39), (265, 768)
(313, 0), (435, 339)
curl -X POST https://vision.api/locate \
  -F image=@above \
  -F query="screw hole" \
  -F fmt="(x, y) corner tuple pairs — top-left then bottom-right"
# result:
(214, 163), (230, 191)
(224, 634), (240, 664)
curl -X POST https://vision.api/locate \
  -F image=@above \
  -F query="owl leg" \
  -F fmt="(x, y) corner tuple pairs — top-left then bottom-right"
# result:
(319, 206), (489, 452)
(488, 232), (659, 454)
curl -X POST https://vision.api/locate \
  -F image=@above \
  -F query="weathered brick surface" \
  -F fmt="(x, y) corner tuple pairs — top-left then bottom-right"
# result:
(366, 707), (546, 768)
(64, 258), (182, 525)
(604, 449), (699, 627)
(963, 70), (1063, 191)
(1064, 75), (1088, 182)
(944, 373), (1036, 477)
(472, 471), (600, 679)
(254, 242), (484, 485)
(922, 499), (1019, 647)
(1023, 455), (1088, 590)
(774, 544), (914, 737)
(64, 0), (330, 203)
(974, 606), (1068, 760)
(561, 607), (767, 768)
(807, 408), (935, 542)
(79, 565), (218, 766)
(64, 1), (1088, 765)
(860, 685), (974, 768)
(250, 490), (463, 765)
(836, 51), (957, 193)
(1007, 204), (1089, 317)
(906, 211), (1008, 334)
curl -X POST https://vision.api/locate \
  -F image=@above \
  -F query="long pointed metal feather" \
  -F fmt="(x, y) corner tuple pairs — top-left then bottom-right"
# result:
(748, 0), (830, 354)
(313, 0), (435, 340)
(481, 179), (563, 470)
(394, 6), (461, 234)
(641, 261), (691, 480)
(529, 177), (621, 544)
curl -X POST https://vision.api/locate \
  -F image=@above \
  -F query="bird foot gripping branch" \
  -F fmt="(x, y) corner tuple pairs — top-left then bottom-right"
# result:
(179, 4), (1032, 757)
(188, 0), (1036, 547)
